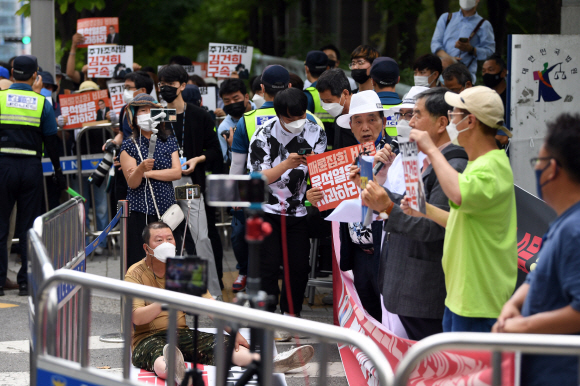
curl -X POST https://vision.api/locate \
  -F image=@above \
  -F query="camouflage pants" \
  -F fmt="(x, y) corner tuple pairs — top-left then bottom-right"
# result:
(132, 328), (226, 372)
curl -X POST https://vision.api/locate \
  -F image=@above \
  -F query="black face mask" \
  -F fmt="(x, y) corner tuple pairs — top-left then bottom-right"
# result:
(160, 85), (179, 103)
(351, 69), (370, 84)
(483, 72), (503, 88)
(223, 101), (247, 118)
(327, 60), (336, 68)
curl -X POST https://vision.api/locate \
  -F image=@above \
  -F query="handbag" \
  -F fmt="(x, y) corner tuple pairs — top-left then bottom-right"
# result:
(132, 138), (184, 230)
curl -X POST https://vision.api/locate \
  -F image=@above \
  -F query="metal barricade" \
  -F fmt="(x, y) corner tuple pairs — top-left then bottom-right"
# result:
(394, 332), (580, 386)
(28, 235), (395, 385)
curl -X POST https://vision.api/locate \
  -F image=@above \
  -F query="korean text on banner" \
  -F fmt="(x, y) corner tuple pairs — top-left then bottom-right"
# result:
(200, 86), (217, 111)
(399, 139), (426, 213)
(107, 82), (124, 116)
(76, 17), (119, 48)
(88, 45), (133, 78)
(307, 142), (376, 211)
(207, 43), (253, 78)
(59, 90), (110, 129)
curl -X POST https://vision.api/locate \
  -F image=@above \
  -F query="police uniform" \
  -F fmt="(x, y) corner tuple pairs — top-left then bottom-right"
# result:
(370, 57), (403, 139)
(0, 55), (64, 295)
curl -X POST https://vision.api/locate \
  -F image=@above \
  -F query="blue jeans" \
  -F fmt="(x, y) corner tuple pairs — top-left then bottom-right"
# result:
(230, 209), (248, 276)
(442, 306), (496, 333)
(71, 175), (109, 248)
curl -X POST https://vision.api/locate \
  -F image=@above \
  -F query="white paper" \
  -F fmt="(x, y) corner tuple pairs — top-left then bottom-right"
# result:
(200, 86), (217, 111)
(207, 42), (253, 78)
(87, 45), (133, 78)
(107, 82), (124, 115)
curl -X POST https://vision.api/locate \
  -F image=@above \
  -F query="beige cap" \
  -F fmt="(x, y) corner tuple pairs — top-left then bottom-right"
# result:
(75, 80), (100, 93)
(444, 86), (512, 138)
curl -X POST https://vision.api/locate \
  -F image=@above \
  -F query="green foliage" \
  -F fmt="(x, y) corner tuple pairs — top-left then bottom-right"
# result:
(16, 0), (105, 17)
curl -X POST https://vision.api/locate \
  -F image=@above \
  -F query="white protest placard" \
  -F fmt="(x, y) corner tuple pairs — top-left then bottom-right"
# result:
(399, 139), (426, 213)
(207, 43), (253, 78)
(88, 45), (133, 78)
(107, 82), (124, 115)
(199, 86), (217, 111)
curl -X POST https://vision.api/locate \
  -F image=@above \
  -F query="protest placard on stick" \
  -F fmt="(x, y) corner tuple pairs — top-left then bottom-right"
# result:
(59, 90), (111, 129)
(207, 43), (253, 78)
(77, 18), (119, 47)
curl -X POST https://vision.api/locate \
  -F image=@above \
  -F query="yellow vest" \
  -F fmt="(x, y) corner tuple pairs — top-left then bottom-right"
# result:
(383, 103), (401, 137)
(0, 88), (45, 156)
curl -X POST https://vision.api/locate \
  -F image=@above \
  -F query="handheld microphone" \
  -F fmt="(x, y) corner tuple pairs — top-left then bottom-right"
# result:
(373, 120), (411, 175)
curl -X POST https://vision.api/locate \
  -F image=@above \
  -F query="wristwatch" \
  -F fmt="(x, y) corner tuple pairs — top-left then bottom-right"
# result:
(378, 201), (395, 220)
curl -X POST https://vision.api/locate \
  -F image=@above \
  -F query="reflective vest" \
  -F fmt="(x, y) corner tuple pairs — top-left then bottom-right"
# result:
(244, 107), (324, 142)
(383, 103), (402, 137)
(305, 87), (334, 123)
(0, 89), (45, 157)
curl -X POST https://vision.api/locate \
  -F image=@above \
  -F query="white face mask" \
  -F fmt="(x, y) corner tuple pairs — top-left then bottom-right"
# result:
(148, 242), (176, 263)
(396, 119), (412, 138)
(123, 89), (134, 104)
(321, 94), (345, 118)
(137, 113), (160, 132)
(414, 74), (435, 88)
(459, 0), (477, 10)
(252, 93), (265, 109)
(281, 118), (306, 134)
(446, 115), (470, 146)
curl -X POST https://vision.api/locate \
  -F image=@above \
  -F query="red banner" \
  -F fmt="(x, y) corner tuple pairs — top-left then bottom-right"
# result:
(307, 142), (376, 211)
(76, 17), (119, 47)
(331, 222), (515, 386)
(59, 90), (111, 129)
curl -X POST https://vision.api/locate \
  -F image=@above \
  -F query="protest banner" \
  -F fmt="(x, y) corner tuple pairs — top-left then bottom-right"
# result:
(59, 90), (110, 129)
(107, 82), (124, 116)
(307, 142), (376, 211)
(207, 43), (253, 78)
(199, 86), (217, 111)
(88, 45), (133, 78)
(76, 17), (119, 47)
(399, 139), (426, 213)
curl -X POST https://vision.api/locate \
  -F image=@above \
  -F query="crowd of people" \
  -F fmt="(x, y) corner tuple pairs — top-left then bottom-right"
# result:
(1, 1), (579, 384)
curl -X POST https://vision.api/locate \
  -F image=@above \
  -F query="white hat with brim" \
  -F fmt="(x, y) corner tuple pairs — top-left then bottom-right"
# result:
(336, 90), (386, 129)
(444, 86), (512, 138)
(386, 86), (429, 114)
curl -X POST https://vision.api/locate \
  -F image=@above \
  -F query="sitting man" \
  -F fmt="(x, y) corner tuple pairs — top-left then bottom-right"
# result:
(125, 222), (314, 384)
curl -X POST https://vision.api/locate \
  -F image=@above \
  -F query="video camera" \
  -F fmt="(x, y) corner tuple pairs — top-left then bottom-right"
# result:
(89, 139), (119, 189)
(165, 256), (208, 297)
(205, 173), (267, 208)
(174, 183), (201, 201)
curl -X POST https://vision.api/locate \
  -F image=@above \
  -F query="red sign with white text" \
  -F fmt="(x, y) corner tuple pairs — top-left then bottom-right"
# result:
(59, 90), (110, 129)
(307, 142), (376, 211)
(76, 17), (119, 47)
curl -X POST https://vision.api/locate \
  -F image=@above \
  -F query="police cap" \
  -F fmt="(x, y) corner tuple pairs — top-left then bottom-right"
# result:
(12, 55), (38, 80)
(370, 57), (399, 86)
(305, 51), (329, 71)
(261, 65), (289, 89)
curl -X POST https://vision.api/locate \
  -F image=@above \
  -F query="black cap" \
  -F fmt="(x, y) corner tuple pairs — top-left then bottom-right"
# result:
(370, 57), (399, 85)
(305, 51), (329, 71)
(12, 55), (38, 80)
(38, 71), (56, 86)
(261, 65), (289, 89)
(182, 84), (202, 106)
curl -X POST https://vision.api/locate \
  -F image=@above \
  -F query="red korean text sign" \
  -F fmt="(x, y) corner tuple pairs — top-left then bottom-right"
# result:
(59, 90), (111, 129)
(87, 45), (133, 78)
(207, 43), (253, 78)
(307, 142), (376, 211)
(107, 83), (124, 116)
(400, 139), (427, 213)
(76, 17), (119, 47)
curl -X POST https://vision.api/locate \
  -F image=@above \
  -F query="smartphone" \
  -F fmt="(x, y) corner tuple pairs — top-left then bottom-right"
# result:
(150, 108), (177, 122)
(206, 174), (267, 207)
(165, 256), (208, 297)
(459, 37), (468, 43)
(174, 184), (201, 200)
(297, 148), (312, 155)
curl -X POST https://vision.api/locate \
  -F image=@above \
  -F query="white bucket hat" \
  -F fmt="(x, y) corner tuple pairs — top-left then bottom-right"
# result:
(386, 86), (429, 114)
(336, 90), (386, 129)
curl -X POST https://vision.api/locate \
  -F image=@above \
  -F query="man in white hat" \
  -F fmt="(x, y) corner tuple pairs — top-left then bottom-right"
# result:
(401, 86), (517, 332)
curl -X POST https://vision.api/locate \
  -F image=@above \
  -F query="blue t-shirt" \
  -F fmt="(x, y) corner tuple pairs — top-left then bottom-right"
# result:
(520, 200), (580, 386)
(120, 135), (178, 215)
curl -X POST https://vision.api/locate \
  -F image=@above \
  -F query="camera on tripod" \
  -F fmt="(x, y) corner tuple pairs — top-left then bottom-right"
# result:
(174, 183), (201, 201)
(205, 173), (267, 207)
(165, 256), (208, 297)
(88, 139), (119, 188)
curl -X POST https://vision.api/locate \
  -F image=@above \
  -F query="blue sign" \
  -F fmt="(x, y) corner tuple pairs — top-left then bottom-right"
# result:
(37, 369), (102, 386)
(57, 258), (85, 306)
(256, 115), (275, 126)
(42, 156), (103, 176)
(385, 114), (397, 126)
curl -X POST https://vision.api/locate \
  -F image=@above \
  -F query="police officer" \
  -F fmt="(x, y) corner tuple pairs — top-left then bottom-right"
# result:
(0, 55), (65, 296)
(303, 51), (334, 148)
(369, 57), (402, 139)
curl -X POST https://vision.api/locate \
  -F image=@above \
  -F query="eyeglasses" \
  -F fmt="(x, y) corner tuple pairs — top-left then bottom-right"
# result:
(529, 157), (555, 169)
(395, 112), (414, 121)
(447, 110), (467, 121)
(123, 85), (137, 91)
(348, 59), (368, 69)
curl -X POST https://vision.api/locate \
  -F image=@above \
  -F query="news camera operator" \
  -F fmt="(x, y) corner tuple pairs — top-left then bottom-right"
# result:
(119, 94), (184, 268)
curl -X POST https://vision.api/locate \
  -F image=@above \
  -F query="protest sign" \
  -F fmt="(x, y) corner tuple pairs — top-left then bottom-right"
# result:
(59, 90), (110, 129)
(88, 45), (133, 78)
(358, 155), (375, 224)
(76, 18), (119, 48)
(107, 82), (124, 116)
(307, 142), (376, 211)
(157, 64), (204, 77)
(399, 139), (426, 213)
(199, 86), (217, 111)
(207, 43), (253, 78)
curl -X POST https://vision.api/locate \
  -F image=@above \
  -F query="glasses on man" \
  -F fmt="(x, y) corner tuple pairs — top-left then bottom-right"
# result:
(348, 59), (368, 69)
(447, 110), (467, 122)
(394, 111), (414, 121)
(123, 85), (137, 91)
(529, 157), (555, 169)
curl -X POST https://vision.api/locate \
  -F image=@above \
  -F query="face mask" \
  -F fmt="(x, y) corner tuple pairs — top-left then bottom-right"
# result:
(483, 72), (503, 88)
(459, 0), (477, 10)
(148, 242), (176, 263)
(252, 93), (265, 108)
(414, 74), (435, 88)
(396, 119), (412, 138)
(328, 60), (336, 68)
(281, 118), (306, 134)
(137, 113), (160, 132)
(535, 162), (556, 200)
(351, 69), (370, 84)
(123, 89), (134, 104)
(223, 101), (247, 118)
(321, 94), (345, 118)
(160, 85), (179, 103)
(445, 115), (470, 146)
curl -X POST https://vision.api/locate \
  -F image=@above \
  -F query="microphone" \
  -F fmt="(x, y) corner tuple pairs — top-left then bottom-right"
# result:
(373, 120), (411, 175)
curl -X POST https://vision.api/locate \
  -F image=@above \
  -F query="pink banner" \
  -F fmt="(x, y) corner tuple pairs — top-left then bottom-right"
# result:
(331, 221), (515, 386)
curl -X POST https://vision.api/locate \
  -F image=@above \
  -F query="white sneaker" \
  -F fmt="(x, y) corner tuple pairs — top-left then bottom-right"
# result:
(163, 344), (186, 384)
(273, 330), (293, 342)
(273, 345), (314, 373)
